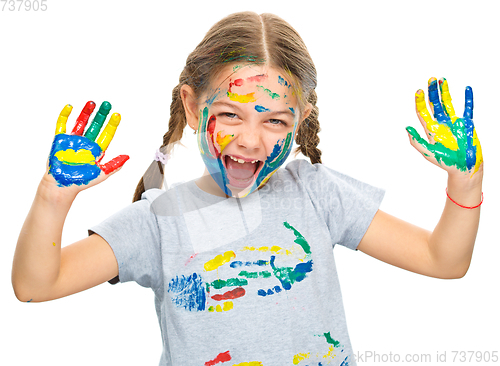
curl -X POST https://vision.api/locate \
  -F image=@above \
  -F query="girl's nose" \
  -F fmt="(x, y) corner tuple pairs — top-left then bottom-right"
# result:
(236, 124), (261, 150)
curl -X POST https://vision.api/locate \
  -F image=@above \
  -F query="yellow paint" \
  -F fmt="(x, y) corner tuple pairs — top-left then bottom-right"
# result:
(227, 92), (257, 103)
(232, 362), (263, 366)
(223, 301), (233, 311)
(53, 242), (56, 246)
(216, 131), (233, 152)
(438, 79), (458, 122)
(216, 304), (222, 312)
(55, 104), (73, 134)
(473, 129), (483, 175)
(241, 246), (292, 255)
(323, 345), (335, 360)
(204, 251), (236, 271)
(54, 148), (96, 165)
(95, 113), (121, 151)
(293, 353), (310, 365)
(415, 91), (458, 150)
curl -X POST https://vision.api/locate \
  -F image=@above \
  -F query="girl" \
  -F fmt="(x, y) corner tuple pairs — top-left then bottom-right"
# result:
(12, 11), (483, 366)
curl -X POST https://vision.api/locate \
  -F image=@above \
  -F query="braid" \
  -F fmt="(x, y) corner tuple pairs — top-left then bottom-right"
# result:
(295, 90), (321, 164)
(132, 83), (188, 202)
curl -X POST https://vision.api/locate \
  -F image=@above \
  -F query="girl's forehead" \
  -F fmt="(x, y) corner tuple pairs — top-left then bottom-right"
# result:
(208, 64), (297, 104)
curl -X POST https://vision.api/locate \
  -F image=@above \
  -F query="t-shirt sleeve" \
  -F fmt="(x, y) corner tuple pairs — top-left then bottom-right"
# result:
(292, 160), (385, 250)
(88, 189), (163, 290)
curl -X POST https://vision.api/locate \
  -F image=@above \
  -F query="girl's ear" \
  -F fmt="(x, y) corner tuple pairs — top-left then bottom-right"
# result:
(295, 102), (313, 137)
(180, 85), (199, 132)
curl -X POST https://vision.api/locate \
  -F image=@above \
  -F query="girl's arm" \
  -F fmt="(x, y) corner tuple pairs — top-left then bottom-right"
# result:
(12, 102), (128, 302)
(357, 78), (483, 279)
(12, 175), (119, 302)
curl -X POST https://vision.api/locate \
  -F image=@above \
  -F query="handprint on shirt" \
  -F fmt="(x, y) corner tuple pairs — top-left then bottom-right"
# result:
(167, 221), (313, 313)
(48, 101), (129, 187)
(406, 77), (483, 176)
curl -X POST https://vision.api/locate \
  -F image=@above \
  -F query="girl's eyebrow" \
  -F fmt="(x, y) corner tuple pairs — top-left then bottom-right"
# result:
(211, 101), (296, 117)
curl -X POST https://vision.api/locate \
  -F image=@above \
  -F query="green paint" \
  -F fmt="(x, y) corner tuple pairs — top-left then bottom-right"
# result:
(256, 85), (280, 99)
(283, 221), (311, 254)
(84, 101), (112, 142)
(208, 277), (248, 290)
(323, 332), (341, 347)
(406, 126), (467, 172)
(238, 271), (272, 279)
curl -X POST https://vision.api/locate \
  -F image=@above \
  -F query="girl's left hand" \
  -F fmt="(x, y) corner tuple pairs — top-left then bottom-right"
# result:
(406, 77), (483, 178)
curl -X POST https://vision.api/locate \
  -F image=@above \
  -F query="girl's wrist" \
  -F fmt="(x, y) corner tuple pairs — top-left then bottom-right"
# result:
(446, 169), (483, 208)
(38, 173), (78, 208)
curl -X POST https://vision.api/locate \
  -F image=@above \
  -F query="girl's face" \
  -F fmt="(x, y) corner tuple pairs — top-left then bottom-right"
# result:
(183, 64), (310, 198)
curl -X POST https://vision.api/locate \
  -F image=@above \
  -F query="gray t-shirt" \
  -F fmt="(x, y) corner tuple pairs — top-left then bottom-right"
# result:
(90, 159), (384, 366)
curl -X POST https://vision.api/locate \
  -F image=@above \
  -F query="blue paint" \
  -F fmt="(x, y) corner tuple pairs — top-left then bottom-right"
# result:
(255, 105), (270, 113)
(269, 255), (313, 291)
(205, 89), (221, 106)
(277, 75), (289, 88)
(289, 107), (295, 115)
(464, 86), (473, 119)
(340, 356), (349, 366)
(168, 273), (206, 311)
(429, 80), (451, 124)
(257, 285), (282, 297)
(230, 260), (269, 268)
(464, 117), (476, 170)
(48, 134), (102, 187)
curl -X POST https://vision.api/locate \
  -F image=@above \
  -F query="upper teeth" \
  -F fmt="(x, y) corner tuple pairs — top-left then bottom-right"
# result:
(229, 155), (258, 164)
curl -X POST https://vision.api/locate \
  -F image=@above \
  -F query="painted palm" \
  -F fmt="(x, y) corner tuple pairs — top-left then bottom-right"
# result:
(48, 101), (129, 187)
(406, 78), (482, 176)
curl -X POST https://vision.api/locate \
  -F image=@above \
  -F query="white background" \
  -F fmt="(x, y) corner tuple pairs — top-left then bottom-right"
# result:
(1, 0), (499, 365)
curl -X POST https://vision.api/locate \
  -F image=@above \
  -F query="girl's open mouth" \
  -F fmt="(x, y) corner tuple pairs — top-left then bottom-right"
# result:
(222, 154), (264, 189)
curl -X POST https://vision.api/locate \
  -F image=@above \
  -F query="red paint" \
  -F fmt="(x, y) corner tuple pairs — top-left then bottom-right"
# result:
(72, 101), (96, 135)
(211, 287), (246, 301)
(206, 115), (220, 158)
(247, 74), (267, 83)
(228, 78), (244, 92)
(98, 154), (129, 174)
(207, 115), (216, 136)
(205, 351), (231, 366)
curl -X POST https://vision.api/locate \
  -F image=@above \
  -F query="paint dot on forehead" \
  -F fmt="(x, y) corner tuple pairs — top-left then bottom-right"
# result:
(255, 105), (271, 113)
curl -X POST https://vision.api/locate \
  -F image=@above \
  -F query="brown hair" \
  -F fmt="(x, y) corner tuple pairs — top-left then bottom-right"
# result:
(133, 11), (321, 202)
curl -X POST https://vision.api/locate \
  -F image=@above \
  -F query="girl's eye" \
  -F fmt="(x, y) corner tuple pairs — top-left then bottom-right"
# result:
(222, 112), (238, 119)
(268, 119), (287, 127)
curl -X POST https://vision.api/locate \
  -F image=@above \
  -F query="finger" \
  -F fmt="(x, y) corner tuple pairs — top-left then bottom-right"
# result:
(71, 101), (96, 135)
(428, 78), (450, 123)
(415, 89), (435, 143)
(406, 126), (433, 156)
(84, 101), (112, 141)
(463, 86), (474, 119)
(55, 104), (73, 135)
(98, 154), (130, 175)
(438, 78), (458, 122)
(417, 88), (458, 151)
(472, 129), (483, 175)
(95, 113), (121, 151)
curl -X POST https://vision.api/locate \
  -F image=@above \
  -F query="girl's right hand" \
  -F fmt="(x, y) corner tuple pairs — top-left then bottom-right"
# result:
(44, 101), (129, 195)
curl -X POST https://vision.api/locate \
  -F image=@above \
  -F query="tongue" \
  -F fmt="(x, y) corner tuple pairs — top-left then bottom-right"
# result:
(226, 157), (257, 179)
